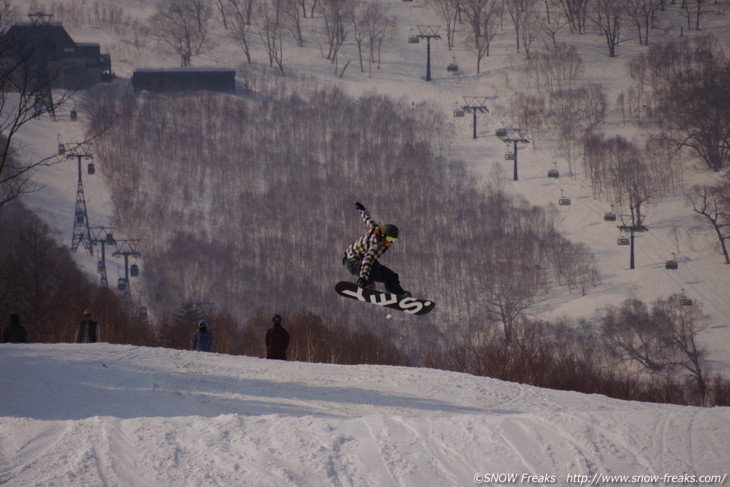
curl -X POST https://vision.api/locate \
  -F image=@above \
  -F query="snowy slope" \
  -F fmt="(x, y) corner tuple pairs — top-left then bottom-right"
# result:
(13, 0), (730, 372)
(1, 343), (728, 487)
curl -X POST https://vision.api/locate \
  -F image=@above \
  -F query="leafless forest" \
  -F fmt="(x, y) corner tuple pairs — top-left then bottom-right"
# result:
(84, 67), (598, 339)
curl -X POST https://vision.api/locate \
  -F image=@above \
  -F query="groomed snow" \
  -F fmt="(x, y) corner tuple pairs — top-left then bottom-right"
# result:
(1, 343), (728, 486)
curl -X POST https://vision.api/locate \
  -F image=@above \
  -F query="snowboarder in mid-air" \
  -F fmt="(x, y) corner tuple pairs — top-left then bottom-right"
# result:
(342, 202), (410, 297)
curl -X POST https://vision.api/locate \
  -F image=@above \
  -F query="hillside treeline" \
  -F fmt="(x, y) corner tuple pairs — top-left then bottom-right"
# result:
(1, 202), (727, 406)
(84, 68), (598, 337)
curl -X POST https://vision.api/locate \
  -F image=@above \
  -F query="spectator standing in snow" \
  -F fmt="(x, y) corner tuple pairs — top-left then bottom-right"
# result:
(3, 313), (27, 343)
(265, 314), (290, 360)
(75, 310), (100, 343)
(192, 319), (214, 352)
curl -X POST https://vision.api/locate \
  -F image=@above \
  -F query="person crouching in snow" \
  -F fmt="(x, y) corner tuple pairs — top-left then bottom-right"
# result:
(342, 202), (409, 297)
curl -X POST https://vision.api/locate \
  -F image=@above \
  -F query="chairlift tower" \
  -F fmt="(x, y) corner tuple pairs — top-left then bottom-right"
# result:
(90, 226), (116, 288)
(460, 96), (494, 139)
(68, 151), (94, 255)
(496, 127), (529, 181)
(414, 25), (441, 81)
(617, 216), (637, 270)
(181, 302), (215, 318)
(112, 239), (141, 296)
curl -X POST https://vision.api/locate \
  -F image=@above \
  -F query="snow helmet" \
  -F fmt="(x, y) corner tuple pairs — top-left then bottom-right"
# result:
(272, 314), (282, 325)
(380, 224), (399, 239)
(198, 319), (207, 328)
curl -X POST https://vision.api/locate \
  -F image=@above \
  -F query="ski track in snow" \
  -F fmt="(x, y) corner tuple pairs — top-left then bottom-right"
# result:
(1, 344), (728, 487)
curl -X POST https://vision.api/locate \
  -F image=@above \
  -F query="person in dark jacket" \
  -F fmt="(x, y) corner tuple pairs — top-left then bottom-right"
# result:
(3, 313), (27, 343)
(265, 314), (290, 360)
(192, 319), (214, 352)
(75, 309), (100, 343)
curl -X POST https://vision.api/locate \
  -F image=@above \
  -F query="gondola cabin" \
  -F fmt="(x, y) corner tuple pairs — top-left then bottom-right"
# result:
(153, 292), (162, 305)
(70, 110), (77, 121)
(665, 260), (679, 270)
(130, 264), (139, 277)
(97, 261), (106, 274)
(58, 143), (65, 154)
(447, 63), (459, 73)
(117, 278), (127, 291)
(548, 168), (559, 178)
(87, 162), (95, 175)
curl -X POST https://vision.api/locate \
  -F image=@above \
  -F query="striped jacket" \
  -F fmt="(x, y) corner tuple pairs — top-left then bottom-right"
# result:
(344, 208), (388, 281)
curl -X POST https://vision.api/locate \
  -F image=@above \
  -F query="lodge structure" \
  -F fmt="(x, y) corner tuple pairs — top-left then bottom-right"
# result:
(131, 68), (237, 94)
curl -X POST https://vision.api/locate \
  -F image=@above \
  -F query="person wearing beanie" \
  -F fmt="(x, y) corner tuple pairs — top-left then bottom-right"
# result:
(75, 310), (100, 343)
(3, 313), (27, 343)
(192, 319), (214, 352)
(265, 314), (290, 360)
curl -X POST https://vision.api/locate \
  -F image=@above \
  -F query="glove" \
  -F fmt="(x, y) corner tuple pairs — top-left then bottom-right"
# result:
(355, 202), (366, 212)
(356, 278), (368, 288)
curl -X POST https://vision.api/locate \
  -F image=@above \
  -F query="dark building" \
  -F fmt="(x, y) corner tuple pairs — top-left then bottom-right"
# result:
(0, 13), (113, 91)
(131, 68), (237, 94)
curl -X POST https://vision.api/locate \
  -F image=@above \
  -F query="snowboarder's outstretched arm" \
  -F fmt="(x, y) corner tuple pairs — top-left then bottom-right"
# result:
(355, 202), (378, 233)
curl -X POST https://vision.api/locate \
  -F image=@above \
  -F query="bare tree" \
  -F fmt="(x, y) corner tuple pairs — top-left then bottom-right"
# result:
(226, 0), (259, 63)
(506, 0), (541, 57)
(462, 0), (502, 73)
(653, 294), (711, 403)
(555, 0), (589, 34)
(688, 182), (730, 264)
(601, 298), (674, 372)
(427, 0), (461, 50)
(150, 0), (215, 67)
(317, 0), (351, 63)
(590, 0), (625, 57)
(625, 0), (658, 46)
(258, 0), (286, 74)
(655, 41), (730, 172)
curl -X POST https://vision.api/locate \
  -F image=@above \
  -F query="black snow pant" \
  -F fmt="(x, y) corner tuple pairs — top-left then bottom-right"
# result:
(346, 259), (406, 295)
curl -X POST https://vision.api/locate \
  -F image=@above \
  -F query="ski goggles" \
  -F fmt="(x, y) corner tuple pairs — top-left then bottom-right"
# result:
(384, 236), (398, 244)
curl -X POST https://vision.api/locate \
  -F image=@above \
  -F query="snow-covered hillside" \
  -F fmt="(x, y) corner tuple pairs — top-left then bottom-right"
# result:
(13, 0), (730, 372)
(1, 343), (728, 486)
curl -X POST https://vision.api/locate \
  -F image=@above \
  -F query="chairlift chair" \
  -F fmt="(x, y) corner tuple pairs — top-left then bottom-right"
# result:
(505, 152), (516, 160)
(617, 237), (630, 246)
(453, 109), (465, 118)
(558, 190), (571, 206)
(105, 233), (115, 244)
(604, 212), (617, 222)
(447, 63), (459, 73)
(680, 297), (694, 306)
(665, 260), (679, 270)
(548, 168), (559, 178)
(408, 36), (420, 44)
(495, 128), (507, 138)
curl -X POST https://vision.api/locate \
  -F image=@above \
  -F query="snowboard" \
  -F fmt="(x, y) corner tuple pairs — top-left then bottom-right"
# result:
(335, 281), (436, 316)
